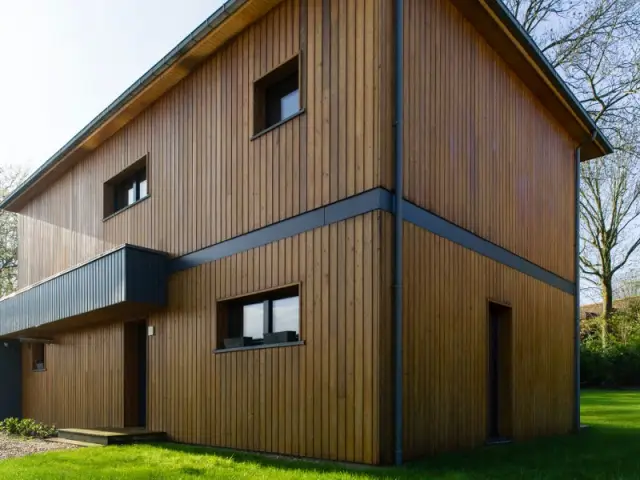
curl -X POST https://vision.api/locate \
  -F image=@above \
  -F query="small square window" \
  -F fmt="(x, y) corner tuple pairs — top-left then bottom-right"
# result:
(31, 343), (45, 372)
(219, 285), (300, 349)
(104, 156), (149, 217)
(254, 56), (301, 134)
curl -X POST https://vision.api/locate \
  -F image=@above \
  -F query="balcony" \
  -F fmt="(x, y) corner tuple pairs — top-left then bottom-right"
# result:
(0, 244), (168, 337)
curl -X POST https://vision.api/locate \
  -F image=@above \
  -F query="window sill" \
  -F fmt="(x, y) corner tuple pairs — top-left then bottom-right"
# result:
(103, 195), (150, 222)
(213, 340), (304, 354)
(31, 368), (46, 373)
(251, 109), (305, 141)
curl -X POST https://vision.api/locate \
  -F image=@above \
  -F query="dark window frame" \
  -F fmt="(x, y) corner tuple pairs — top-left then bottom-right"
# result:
(253, 55), (302, 136)
(113, 167), (147, 213)
(31, 343), (45, 372)
(220, 285), (300, 349)
(103, 155), (149, 219)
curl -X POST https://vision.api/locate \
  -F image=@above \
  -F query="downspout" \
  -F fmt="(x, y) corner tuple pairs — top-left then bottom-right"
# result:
(393, 0), (404, 466)
(573, 144), (581, 433)
(574, 130), (596, 433)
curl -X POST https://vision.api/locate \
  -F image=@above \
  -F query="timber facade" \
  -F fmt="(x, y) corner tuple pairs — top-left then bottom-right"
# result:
(0, 0), (610, 465)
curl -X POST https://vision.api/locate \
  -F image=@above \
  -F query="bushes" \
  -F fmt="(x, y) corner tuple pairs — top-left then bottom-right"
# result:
(580, 299), (640, 387)
(0, 418), (56, 439)
(581, 342), (640, 387)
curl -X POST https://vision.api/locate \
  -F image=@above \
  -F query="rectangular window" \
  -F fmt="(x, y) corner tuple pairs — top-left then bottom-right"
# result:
(254, 56), (301, 135)
(219, 285), (300, 349)
(104, 156), (149, 217)
(31, 343), (45, 372)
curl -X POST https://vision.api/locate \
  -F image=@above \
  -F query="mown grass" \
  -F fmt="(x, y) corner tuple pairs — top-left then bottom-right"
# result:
(0, 390), (639, 479)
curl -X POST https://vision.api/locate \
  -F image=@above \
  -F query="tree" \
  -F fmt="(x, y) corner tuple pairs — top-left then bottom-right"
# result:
(505, 0), (640, 318)
(0, 166), (27, 297)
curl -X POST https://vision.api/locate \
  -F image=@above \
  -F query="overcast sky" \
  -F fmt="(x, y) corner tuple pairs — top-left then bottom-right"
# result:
(0, 0), (225, 171)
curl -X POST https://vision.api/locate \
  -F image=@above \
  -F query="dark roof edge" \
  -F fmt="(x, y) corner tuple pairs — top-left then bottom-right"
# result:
(0, 0), (247, 210)
(487, 0), (613, 155)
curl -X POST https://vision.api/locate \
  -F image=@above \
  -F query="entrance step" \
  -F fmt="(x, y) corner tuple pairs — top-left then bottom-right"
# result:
(58, 428), (167, 446)
(47, 437), (102, 448)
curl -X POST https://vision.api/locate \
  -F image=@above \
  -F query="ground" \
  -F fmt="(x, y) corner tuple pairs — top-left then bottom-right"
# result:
(0, 433), (74, 460)
(0, 390), (639, 479)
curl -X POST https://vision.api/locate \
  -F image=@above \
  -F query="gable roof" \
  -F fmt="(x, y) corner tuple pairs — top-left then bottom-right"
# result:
(0, 0), (613, 212)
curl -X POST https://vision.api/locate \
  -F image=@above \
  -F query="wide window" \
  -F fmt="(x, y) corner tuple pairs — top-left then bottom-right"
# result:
(104, 156), (149, 218)
(253, 56), (301, 135)
(219, 285), (300, 349)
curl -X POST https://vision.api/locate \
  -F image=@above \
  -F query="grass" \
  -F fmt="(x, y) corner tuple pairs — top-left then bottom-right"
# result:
(1, 390), (639, 479)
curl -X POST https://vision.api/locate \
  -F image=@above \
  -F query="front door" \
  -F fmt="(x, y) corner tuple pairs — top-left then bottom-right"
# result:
(124, 320), (147, 428)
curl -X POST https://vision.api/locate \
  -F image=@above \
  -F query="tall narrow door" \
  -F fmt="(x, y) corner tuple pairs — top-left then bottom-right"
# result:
(487, 302), (513, 441)
(124, 320), (148, 428)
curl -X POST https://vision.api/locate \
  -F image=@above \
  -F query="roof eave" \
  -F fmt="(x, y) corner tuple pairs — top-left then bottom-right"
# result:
(0, 0), (262, 213)
(485, 0), (613, 158)
(450, 0), (613, 161)
(1, 0), (613, 212)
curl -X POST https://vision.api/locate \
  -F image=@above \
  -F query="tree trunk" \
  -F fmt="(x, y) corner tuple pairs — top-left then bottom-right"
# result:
(602, 276), (614, 318)
(601, 276), (614, 349)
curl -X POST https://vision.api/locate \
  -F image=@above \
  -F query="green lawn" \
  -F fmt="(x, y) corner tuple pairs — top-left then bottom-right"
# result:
(1, 390), (640, 479)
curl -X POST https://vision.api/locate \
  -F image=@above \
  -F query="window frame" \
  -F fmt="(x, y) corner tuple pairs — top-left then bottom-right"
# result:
(113, 167), (147, 213)
(31, 343), (46, 372)
(217, 285), (302, 351)
(103, 155), (150, 219)
(252, 55), (303, 138)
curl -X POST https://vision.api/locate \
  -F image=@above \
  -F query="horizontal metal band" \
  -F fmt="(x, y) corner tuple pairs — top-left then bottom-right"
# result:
(170, 188), (574, 295)
(170, 188), (393, 273)
(402, 199), (575, 295)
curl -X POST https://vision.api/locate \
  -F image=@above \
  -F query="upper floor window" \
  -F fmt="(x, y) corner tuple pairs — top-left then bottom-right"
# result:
(104, 156), (149, 218)
(219, 285), (300, 350)
(253, 56), (301, 135)
(31, 343), (45, 372)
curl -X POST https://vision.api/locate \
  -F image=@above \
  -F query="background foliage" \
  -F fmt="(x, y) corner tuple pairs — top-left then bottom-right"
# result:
(581, 298), (640, 386)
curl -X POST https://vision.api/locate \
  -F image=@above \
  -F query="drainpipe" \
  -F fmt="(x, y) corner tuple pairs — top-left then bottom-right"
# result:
(393, 0), (404, 466)
(573, 144), (581, 433)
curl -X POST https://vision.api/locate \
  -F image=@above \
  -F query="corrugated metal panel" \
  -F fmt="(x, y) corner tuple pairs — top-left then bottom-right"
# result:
(0, 245), (168, 337)
(126, 247), (168, 306)
(0, 340), (21, 419)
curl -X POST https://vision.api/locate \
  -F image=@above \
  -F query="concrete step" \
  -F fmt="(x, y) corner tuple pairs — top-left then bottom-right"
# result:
(47, 437), (102, 448)
(58, 428), (167, 446)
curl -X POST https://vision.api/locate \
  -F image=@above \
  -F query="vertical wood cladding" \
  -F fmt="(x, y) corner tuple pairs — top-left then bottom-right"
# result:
(398, 220), (574, 459)
(22, 322), (124, 429)
(402, 0), (576, 281)
(146, 213), (382, 464)
(22, 213), (385, 464)
(18, 0), (390, 287)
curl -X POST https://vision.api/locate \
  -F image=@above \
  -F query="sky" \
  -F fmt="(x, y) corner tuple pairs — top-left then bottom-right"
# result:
(0, 0), (225, 172)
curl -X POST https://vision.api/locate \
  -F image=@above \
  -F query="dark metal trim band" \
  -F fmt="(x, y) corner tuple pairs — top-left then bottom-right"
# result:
(170, 187), (574, 296)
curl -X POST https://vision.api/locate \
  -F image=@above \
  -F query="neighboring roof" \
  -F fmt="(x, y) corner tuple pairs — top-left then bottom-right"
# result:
(580, 296), (640, 319)
(0, 0), (613, 212)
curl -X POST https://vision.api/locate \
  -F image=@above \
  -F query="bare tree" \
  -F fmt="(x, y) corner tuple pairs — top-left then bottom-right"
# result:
(613, 268), (640, 298)
(580, 151), (640, 315)
(506, 0), (640, 318)
(0, 166), (27, 297)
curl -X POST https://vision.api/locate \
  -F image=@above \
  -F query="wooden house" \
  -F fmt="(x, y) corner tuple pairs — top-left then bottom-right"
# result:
(0, 0), (611, 464)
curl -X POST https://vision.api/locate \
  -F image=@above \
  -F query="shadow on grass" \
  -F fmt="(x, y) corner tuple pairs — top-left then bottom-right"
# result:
(146, 425), (640, 479)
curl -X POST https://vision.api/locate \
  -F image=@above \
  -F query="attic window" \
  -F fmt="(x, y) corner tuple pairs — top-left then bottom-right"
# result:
(31, 343), (45, 372)
(253, 56), (301, 135)
(104, 156), (149, 218)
